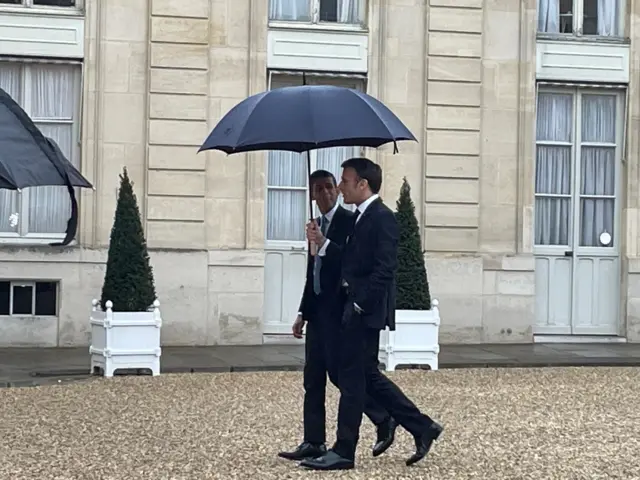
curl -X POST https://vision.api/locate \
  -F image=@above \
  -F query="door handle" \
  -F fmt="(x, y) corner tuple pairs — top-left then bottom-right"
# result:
(564, 251), (573, 257)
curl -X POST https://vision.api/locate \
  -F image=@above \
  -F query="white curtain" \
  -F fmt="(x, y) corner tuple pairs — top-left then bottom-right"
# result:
(538, 0), (560, 33)
(597, 0), (618, 36)
(0, 63), (20, 233)
(269, 0), (311, 21)
(535, 93), (573, 245)
(337, 0), (363, 24)
(535, 92), (617, 248)
(0, 62), (76, 237)
(27, 64), (76, 234)
(580, 94), (616, 246)
(267, 151), (307, 241)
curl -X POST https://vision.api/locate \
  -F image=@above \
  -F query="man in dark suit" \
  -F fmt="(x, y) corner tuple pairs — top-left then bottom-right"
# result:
(278, 169), (397, 462)
(301, 158), (443, 471)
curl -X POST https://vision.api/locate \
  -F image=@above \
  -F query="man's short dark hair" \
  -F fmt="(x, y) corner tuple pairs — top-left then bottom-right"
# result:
(341, 157), (382, 194)
(309, 169), (336, 187)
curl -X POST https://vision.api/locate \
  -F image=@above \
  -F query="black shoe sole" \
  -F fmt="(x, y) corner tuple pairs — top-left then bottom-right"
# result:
(300, 463), (354, 471)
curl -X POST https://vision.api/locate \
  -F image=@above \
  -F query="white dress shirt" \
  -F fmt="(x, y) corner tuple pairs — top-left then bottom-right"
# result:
(317, 194), (379, 257)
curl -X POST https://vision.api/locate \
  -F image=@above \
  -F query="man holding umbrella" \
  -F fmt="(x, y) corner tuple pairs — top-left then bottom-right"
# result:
(278, 169), (397, 462)
(301, 158), (443, 471)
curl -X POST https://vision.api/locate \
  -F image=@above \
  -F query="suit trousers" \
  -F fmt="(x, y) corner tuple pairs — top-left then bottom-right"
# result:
(303, 309), (389, 445)
(333, 314), (434, 460)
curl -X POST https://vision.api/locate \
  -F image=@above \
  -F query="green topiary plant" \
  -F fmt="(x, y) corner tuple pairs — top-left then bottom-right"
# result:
(100, 167), (156, 312)
(395, 177), (431, 310)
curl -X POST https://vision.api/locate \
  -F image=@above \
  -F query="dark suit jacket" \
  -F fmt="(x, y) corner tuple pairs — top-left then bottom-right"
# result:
(327, 198), (397, 331)
(299, 205), (355, 322)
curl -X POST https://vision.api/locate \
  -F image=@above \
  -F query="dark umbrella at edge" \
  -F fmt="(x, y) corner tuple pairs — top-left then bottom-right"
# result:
(0, 87), (93, 246)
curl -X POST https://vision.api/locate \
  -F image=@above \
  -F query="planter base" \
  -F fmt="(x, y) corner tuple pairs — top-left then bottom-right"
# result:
(90, 348), (161, 377)
(379, 300), (440, 372)
(90, 299), (162, 378)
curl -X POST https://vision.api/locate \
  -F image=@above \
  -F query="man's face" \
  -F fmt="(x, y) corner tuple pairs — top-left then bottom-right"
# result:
(338, 167), (364, 205)
(311, 176), (338, 213)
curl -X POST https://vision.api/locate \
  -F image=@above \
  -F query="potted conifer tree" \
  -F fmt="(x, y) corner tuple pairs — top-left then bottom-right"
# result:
(379, 178), (440, 371)
(89, 167), (162, 377)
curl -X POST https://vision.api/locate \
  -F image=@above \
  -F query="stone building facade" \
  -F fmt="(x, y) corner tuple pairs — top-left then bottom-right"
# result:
(0, 0), (638, 346)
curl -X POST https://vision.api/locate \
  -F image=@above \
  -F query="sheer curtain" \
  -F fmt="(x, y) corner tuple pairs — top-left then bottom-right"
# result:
(0, 63), (20, 234)
(27, 65), (76, 234)
(269, 0), (311, 21)
(535, 93), (573, 246)
(596, 0), (618, 36)
(267, 151), (307, 241)
(580, 94), (616, 247)
(538, 0), (560, 33)
(337, 0), (363, 24)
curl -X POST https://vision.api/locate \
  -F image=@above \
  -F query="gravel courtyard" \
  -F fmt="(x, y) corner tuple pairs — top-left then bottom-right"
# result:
(1, 367), (639, 480)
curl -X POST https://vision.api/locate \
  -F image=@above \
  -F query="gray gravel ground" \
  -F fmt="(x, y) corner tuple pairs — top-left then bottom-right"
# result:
(1, 367), (639, 480)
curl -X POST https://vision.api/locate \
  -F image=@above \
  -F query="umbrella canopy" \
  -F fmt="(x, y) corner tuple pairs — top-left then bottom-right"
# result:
(199, 85), (417, 154)
(0, 87), (92, 190)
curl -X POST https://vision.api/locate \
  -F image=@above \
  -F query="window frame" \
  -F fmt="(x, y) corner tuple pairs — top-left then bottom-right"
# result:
(0, 0), (83, 15)
(268, 0), (368, 31)
(533, 85), (625, 255)
(536, 0), (627, 40)
(0, 280), (59, 317)
(0, 61), (82, 245)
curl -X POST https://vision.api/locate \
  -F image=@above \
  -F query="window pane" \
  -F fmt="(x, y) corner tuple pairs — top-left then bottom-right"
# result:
(537, 93), (573, 142)
(12, 285), (33, 315)
(35, 282), (57, 316)
(0, 282), (9, 316)
(581, 95), (616, 143)
(27, 123), (73, 234)
(0, 62), (22, 101)
(268, 151), (306, 187)
(30, 64), (75, 119)
(320, 0), (364, 24)
(269, 0), (311, 21)
(33, 0), (76, 6)
(0, 191), (19, 233)
(0, 1), (22, 4)
(536, 146), (571, 195)
(267, 190), (306, 241)
(583, 0), (619, 36)
(581, 147), (615, 196)
(538, 0), (572, 33)
(535, 197), (571, 246)
(580, 198), (614, 246)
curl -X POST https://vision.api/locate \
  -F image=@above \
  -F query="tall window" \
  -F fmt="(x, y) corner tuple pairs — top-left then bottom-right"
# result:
(269, 0), (365, 26)
(537, 0), (622, 36)
(535, 89), (619, 248)
(0, 62), (81, 241)
(265, 74), (362, 242)
(0, 0), (78, 7)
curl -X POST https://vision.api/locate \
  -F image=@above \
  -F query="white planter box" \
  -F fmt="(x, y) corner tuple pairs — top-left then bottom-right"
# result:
(379, 299), (440, 372)
(89, 299), (162, 377)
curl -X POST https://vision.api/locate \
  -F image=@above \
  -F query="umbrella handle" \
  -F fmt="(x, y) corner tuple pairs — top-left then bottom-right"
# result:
(306, 150), (318, 256)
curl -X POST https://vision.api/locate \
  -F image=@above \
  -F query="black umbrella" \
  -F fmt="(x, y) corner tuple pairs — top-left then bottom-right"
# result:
(0, 87), (93, 245)
(198, 84), (417, 236)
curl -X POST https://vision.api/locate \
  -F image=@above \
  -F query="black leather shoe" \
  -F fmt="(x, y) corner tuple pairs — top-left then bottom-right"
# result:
(373, 417), (397, 457)
(406, 423), (443, 466)
(300, 450), (355, 470)
(278, 442), (327, 461)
